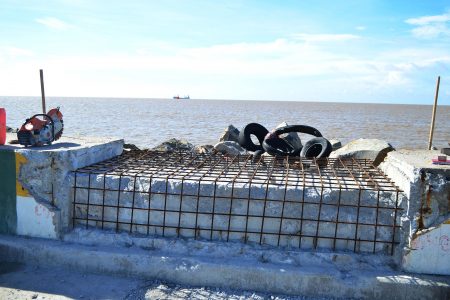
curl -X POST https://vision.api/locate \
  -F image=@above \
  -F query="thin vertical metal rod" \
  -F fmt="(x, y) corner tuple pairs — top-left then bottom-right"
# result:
(72, 172), (78, 228)
(39, 69), (46, 114)
(428, 76), (440, 150)
(276, 157), (290, 246)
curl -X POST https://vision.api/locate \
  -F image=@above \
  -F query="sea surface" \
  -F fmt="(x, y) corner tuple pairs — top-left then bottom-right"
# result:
(1, 96), (449, 150)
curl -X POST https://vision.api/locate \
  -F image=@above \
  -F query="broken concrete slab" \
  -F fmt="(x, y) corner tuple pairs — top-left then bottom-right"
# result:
(218, 125), (240, 143)
(213, 141), (247, 155)
(330, 138), (394, 166)
(329, 139), (342, 151)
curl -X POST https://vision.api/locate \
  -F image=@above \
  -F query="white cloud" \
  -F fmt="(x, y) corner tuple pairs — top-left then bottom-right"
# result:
(1, 34), (448, 102)
(405, 13), (450, 39)
(35, 17), (72, 30)
(291, 33), (360, 42)
(411, 24), (450, 39)
(385, 71), (409, 85)
(405, 13), (450, 25)
(1, 47), (34, 57)
(355, 26), (366, 31)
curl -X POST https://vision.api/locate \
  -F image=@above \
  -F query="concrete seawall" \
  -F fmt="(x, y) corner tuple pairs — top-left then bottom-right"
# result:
(1, 136), (449, 298)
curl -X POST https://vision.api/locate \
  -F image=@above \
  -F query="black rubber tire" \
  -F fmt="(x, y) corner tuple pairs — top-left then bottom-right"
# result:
(274, 124), (322, 138)
(262, 138), (299, 156)
(238, 123), (269, 152)
(262, 124), (322, 157)
(300, 137), (332, 158)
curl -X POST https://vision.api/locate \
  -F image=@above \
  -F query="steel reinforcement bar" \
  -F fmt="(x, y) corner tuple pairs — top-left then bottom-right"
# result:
(72, 150), (403, 255)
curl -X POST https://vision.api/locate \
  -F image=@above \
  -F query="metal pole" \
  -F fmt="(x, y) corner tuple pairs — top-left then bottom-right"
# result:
(428, 76), (440, 150)
(40, 69), (46, 114)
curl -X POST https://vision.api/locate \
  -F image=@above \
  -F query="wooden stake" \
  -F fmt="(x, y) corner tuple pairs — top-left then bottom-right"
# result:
(428, 76), (440, 150)
(40, 69), (46, 114)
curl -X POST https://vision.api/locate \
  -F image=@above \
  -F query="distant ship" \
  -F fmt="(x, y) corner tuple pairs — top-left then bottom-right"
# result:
(173, 95), (190, 99)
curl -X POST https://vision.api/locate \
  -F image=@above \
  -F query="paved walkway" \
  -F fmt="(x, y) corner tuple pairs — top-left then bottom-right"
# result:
(0, 262), (314, 300)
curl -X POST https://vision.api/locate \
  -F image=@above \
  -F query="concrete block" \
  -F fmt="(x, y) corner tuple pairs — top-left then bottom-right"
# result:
(0, 136), (124, 238)
(74, 173), (402, 254)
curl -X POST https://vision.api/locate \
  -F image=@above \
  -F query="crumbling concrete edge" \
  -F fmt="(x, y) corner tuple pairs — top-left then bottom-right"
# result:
(15, 139), (124, 237)
(380, 150), (450, 275)
(0, 234), (448, 300)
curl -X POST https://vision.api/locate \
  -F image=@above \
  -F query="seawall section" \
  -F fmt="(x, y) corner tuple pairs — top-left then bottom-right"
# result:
(0, 134), (123, 237)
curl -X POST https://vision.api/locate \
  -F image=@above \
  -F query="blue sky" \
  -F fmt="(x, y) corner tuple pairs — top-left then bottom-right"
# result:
(0, 0), (449, 104)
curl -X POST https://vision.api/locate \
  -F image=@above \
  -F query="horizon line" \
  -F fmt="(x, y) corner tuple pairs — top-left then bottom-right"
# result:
(1, 95), (448, 106)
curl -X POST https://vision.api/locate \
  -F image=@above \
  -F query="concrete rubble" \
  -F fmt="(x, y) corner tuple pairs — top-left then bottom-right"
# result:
(152, 138), (194, 152)
(213, 140), (247, 155)
(330, 138), (395, 166)
(329, 139), (342, 151)
(219, 124), (240, 143)
(193, 144), (214, 154)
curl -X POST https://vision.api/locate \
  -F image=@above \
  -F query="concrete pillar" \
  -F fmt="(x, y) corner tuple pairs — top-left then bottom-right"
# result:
(380, 150), (450, 275)
(0, 135), (123, 238)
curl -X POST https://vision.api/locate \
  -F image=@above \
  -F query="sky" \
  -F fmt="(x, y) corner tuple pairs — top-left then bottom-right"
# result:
(0, 0), (449, 104)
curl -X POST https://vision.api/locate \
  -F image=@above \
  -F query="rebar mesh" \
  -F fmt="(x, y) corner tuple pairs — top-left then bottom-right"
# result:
(72, 150), (403, 255)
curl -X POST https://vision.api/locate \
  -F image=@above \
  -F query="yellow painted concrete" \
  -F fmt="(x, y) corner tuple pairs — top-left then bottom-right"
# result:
(15, 153), (30, 197)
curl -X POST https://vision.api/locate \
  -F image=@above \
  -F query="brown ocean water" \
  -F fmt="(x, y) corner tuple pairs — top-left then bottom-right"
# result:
(1, 96), (449, 150)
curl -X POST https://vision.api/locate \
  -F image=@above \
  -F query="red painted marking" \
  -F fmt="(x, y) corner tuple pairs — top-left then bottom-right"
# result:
(440, 235), (449, 252)
(35, 205), (42, 216)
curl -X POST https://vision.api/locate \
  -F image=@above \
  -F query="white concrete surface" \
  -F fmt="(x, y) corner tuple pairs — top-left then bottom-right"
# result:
(16, 195), (58, 239)
(403, 222), (450, 275)
(1, 231), (449, 299)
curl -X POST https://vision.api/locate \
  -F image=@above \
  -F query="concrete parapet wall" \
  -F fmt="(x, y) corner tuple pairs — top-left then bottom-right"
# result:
(0, 136), (124, 238)
(74, 173), (403, 254)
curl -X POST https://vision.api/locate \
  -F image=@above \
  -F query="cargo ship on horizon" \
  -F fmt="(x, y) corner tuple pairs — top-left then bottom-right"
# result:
(173, 95), (190, 99)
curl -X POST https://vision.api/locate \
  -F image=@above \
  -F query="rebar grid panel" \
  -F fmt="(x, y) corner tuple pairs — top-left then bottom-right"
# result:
(72, 150), (404, 255)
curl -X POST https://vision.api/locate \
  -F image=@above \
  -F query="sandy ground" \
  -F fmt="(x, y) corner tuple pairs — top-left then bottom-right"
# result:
(0, 262), (326, 300)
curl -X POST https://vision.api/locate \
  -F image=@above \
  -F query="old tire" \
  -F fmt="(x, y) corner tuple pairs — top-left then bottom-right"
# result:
(238, 123), (269, 152)
(300, 137), (332, 158)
